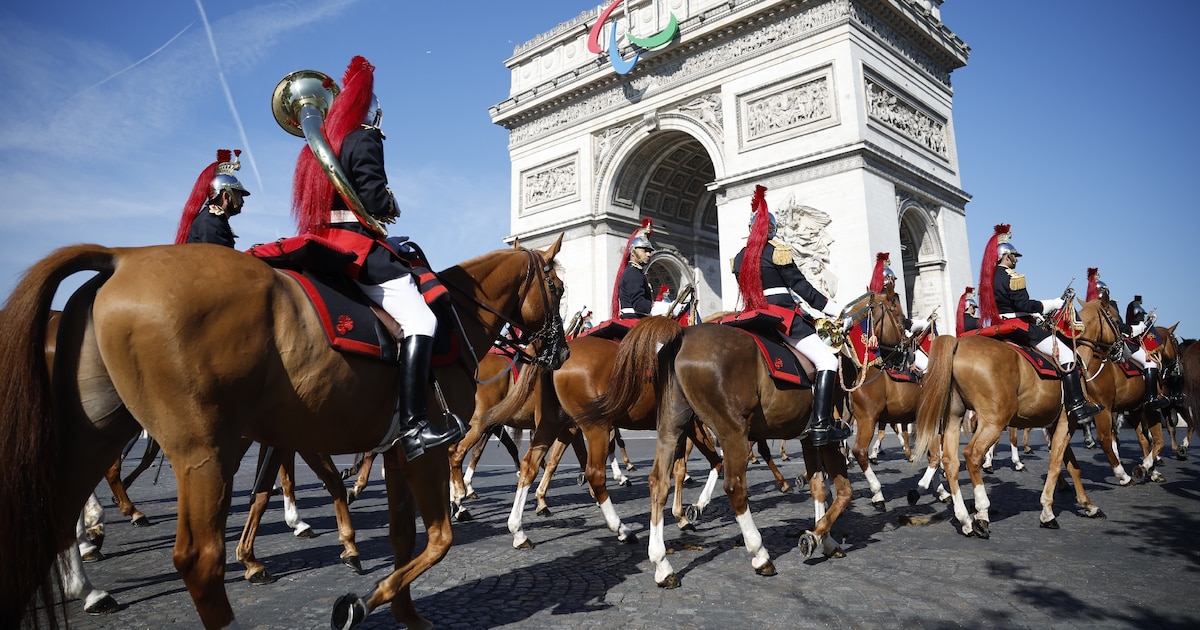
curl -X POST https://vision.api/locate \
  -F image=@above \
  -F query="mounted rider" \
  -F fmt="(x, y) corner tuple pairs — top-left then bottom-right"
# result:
(174, 149), (250, 247)
(615, 219), (658, 320)
(1087, 268), (1169, 410)
(978, 224), (1103, 426)
(732, 185), (851, 447)
(956, 286), (979, 336)
(291, 55), (465, 461)
(868, 252), (932, 372)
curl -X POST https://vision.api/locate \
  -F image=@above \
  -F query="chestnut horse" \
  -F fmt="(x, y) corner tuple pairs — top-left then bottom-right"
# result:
(0, 237), (567, 630)
(843, 285), (939, 510)
(912, 300), (1112, 537)
(1074, 299), (1178, 484)
(588, 309), (869, 587)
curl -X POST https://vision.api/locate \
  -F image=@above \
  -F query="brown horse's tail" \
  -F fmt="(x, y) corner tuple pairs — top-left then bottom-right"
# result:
(912, 335), (958, 467)
(575, 316), (685, 430)
(479, 359), (541, 428)
(0, 244), (115, 628)
(1182, 342), (1200, 433)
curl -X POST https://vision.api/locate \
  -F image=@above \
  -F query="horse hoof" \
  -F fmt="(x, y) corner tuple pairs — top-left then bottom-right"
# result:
(1015, 464), (1027, 473)
(906, 489), (920, 506)
(799, 532), (817, 557)
(342, 554), (363, 573)
(827, 547), (847, 559)
(679, 522), (696, 532)
(982, 465), (993, 474)
(454, 509), (474, 522)
(294, 526), (316, 539)
(780, 453), (790, 461)
(81, 549), (105, 563)
(1090, 509), (1107, 519)
(1039, 518), (1060, 529)
(1153, 474), (1167, 484)
(619, 478), (631, 488)
(619, 532), (639, 545)
(973, 520), (991, 539)
(685, 505), (702, 523)
(466, 491), (479, 500)
(755, 560), (777, 576)
(779, 482), (793, 494)
(657, 574), (680, 589)
(868, 457), (878, 465)
(247, 570), (277, 585)
(576, 473), (586, 486)
(84, 594), (120, 615)
(1133, 466), (1146, 480)
(626, 463), (637, 471)
(1024, 446), (1033, 455)
(346, 492), (358, 507)
(130, 514), (151, 528)
(515, 539), (535, 550)
(872, 500), (886, 513)
(536, 506), (552, 517)
(331, 593), (367, 630)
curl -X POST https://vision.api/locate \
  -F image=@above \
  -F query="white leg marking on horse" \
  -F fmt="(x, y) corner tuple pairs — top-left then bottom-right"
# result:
(734, 512), (770, 570)
(282, 493), (311, 536)
(917, 466), (936, 490)
(463, 464), (475, 486)
(972, 484), (990, 523)
(813, 498), (826, 522)
(983, 446), (994, 468)
(649, 519), (674, 583)
(609, 456), (628, 485)
(864, 468), (883, 503)
(508, 484), (530, 547)
(951, 490), (972, 534)
(695, 469), (720, 510)
(597, 498), (631, 539)
(1113, 465), (1132, 485)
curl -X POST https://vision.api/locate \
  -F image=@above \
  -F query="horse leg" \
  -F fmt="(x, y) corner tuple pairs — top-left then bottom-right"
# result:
(608, 433), (631, 486)
(779, 439), (789, 460)
(279, 452), (314, 538)
(58, 510), (119, 615)
(1093, 410), (1133, 485)
(447, 415), (490, 517)
(613, 428), (636, 470)
(963, 422), (1003, 536)
(672, 423), (722, 531)
(1008, 427), (1027, 472)
(850, 408), (885, 510)
(534, 426), (573, 516)
(236, 446), (277, 584)
(300, 451), (362, 573)
(801, 442), (851, 558)
(940, 413), (978, 537)
(580, 423), (636, 544)
(757, 440), (791, 493)
(348, 451), (375, 505)
(170, 447), (239, 628)
(869, 427), (884, 462)
(1148, 421), (1167, 482)
(508, 389), (566, 548)
(105, 456), (149, 527)
(720, 429), (772, 576)
(120, 437), (159, 489)
(80, 491), (106, 556)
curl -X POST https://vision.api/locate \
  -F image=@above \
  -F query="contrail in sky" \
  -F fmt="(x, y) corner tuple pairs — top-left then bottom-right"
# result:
(76, 23), (193, 95)
(195, 0), (263, 192)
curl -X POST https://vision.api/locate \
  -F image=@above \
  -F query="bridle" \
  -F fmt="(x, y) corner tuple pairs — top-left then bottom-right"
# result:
(440, 249), (567, 375)
(1076, 301), (1125, 364)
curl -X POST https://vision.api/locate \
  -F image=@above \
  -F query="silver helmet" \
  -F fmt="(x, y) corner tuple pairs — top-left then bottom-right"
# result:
(965, 297), (979, 313)
(211, 152), (250, 197)
(629, 235), (655, 252)
(882, 265), (897, 285)
(996, 241), (1021, 260)
(749, 211), (778, 238)
(364, 94), (383, 128)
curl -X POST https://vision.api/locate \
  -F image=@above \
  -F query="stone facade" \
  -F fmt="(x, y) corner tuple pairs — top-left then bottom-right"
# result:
(491, 0), (973, 332)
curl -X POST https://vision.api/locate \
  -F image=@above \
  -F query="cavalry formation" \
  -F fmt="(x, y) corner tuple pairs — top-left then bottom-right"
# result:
(2, 66), (1195, 630)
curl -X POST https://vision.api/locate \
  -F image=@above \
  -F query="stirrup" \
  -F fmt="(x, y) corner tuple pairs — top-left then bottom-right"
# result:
(810, 421), (851, 447)
(1067, 401), (1103, 427)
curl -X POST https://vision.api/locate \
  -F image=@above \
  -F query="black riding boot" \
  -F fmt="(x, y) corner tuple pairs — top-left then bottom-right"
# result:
(1062, 364), (1103, 427)
(809, 370), (851, 447)
(391, 335), (466, 461)
(1142, 366), (1170, 410)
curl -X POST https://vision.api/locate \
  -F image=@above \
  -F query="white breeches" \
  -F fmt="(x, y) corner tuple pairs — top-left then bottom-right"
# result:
(787, 332), (838, 372)
(1035, 335), (1076, 367)
(356, 274), (437, 339)
(1129, 346), (1157, 369)
(913, 348), (928, 371)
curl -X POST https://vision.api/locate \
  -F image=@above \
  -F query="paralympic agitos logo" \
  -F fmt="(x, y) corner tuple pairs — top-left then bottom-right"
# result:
(587, 0), (679, 75)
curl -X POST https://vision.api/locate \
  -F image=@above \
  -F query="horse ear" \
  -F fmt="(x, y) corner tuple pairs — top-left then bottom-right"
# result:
(542, 233), (564, 261)
(511, 237), (522, 250)
(1169, 322), (1179, 334)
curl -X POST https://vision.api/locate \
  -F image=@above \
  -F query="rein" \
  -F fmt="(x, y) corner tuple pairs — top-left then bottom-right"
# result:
(437, 249), (566, 379)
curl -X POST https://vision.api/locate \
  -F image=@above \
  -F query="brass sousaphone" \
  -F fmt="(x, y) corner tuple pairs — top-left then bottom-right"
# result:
(272, 69), (388, 237)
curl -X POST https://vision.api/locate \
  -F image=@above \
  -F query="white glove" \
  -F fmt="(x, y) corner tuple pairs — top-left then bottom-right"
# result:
(1129, 323), (1146, 336)
(908, 317), (928, 333)
(822, 299), (843, 318)
(650, 301), (671, 316)
(1041, 297), (1064, 314)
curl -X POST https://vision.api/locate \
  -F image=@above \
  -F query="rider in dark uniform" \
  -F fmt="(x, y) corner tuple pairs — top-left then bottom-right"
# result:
(291, 55), (464, 461)
(732, 185), (851, 447)
(617, 232), (656, 319)
(978, 224), (1102, 426)
(174, 149), (249, 247)
(957, 286), (979, 335)
(1087, 269), (1168, 410)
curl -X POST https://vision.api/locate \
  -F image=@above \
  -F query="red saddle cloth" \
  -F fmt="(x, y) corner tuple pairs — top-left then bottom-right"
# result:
(1006, 343), (1060, 379)
(959, 318), (1029, 339)
(247, 235), (456, 366)
(715, 312), (811, 388)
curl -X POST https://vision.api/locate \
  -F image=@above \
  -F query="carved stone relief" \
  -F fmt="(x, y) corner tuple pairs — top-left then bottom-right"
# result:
(775, 193), (838, 297)
(865, 77), (948, 158)
(521, 155), (579, 212)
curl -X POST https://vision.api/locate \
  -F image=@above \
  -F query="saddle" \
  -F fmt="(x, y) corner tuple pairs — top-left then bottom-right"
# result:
(579, 317), (639, 342)
(246, 234), (457, 366)
(716, 311), (813, 387)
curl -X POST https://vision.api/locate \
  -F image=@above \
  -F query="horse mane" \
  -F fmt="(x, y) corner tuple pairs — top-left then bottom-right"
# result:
(574, 317), (684, 430)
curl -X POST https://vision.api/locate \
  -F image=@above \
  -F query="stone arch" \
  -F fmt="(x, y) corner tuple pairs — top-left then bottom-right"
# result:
(897, 198), (946, 320)
(595, 120), (725, 315)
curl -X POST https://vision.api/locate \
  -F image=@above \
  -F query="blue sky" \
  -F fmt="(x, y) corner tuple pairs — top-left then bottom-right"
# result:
(0, 0), (1196, 338)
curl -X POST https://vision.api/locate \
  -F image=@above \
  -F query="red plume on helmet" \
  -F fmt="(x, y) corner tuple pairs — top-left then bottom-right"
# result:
(956, 285), (974, 335)
(292, 56), (375, 235)
(737, 185), (771, 312)
(175, 149), (232, 244)
(977, 223), (1011, 327)
(1086, 267), (1100, 302)
(611, 218), (654, 318)
(868, 252), (890, 293)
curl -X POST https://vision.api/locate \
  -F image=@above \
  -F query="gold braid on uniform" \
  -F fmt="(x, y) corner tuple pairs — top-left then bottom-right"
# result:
(770, 239), (793, 265)
(1005, 268), (1025, 291)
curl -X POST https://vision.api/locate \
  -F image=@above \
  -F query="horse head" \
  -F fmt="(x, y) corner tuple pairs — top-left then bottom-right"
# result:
(512, 235), (569, 369)
(869, 285), (907, 350)
(1077, 298), (1123, 362)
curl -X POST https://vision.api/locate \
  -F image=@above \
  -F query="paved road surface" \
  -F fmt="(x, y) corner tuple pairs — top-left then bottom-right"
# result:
(58, 424), (1199, 629)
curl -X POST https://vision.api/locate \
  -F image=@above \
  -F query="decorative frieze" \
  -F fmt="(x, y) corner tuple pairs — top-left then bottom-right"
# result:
(739, 65), (836, 150)
(521, 155), (579, 213)
(864, 76), (947, 158)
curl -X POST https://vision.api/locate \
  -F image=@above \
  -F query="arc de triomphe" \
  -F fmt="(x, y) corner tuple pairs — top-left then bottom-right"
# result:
(491, 0), (973, 331)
